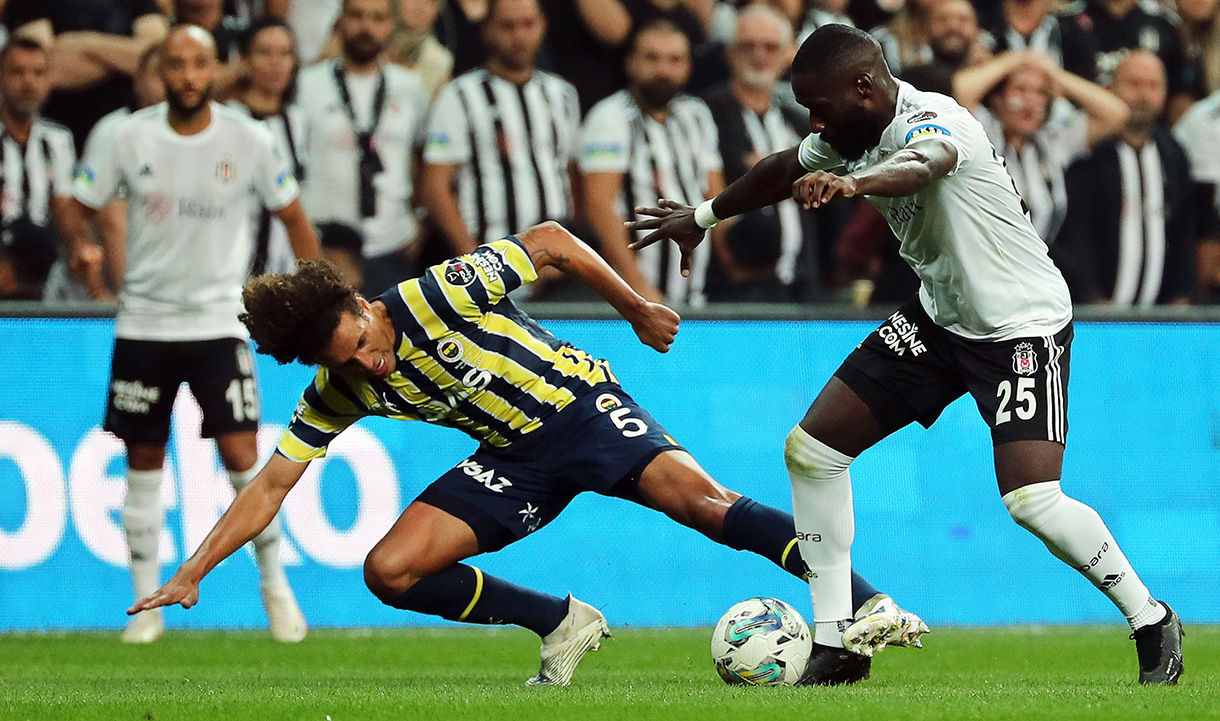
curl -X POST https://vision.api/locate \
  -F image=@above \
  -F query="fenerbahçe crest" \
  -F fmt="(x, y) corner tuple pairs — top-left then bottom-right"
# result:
(1012, 342), (1038, 376)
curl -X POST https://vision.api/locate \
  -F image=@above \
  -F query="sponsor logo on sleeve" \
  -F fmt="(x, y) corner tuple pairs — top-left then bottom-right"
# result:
(443, 258), (478, 286)
(907, 110), (938, 123)
(905, 124), (952, 144)
(582, 141), (624, 159)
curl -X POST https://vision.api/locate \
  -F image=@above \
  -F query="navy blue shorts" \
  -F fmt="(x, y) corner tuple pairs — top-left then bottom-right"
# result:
(416, 384), (684, 552)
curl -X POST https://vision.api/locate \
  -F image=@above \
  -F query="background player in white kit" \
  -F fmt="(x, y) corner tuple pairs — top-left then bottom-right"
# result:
(61, 25), (321, 644)
(629, 24), (1184, 686)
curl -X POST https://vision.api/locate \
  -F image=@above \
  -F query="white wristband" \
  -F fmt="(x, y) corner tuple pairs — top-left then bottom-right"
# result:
(694, 198), (721, 229)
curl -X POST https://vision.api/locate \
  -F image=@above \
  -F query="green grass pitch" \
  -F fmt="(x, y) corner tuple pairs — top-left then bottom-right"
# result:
(1, 626), (1216, 721)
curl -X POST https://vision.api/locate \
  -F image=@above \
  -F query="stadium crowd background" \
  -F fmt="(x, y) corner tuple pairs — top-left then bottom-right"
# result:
(0, 0), (1217, 308)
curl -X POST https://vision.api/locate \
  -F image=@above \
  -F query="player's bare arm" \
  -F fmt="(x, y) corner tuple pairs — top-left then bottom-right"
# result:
(520, 222), (679, 353)
(624, 147), (806, 276)
(57, 197), (110, 299)
(127, 454), (310, 614)
(274, 199), (323, 261)
(794, 139), (957, 209)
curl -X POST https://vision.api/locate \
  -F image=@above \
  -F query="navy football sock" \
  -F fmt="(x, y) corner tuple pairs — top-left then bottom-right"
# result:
(722, 496), (882, 613)
(387, 564), (569, 637)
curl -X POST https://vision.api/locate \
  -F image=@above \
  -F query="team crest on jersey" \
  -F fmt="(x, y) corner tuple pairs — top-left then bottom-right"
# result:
(438, 338), (465, 363)
(907, 111), (938, 123)
(1012, 343), (1038, 376)
(444, 258), (477, 286)
(217, 159), (235, 183)
(596, 393), (622, 412)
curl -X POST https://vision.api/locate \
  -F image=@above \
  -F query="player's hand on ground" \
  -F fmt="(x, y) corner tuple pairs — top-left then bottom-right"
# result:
(631, 301), (680, 353)
(127, 574), (200, 614)
(793, 171), (858, 209)
(625, 199), (705, 278)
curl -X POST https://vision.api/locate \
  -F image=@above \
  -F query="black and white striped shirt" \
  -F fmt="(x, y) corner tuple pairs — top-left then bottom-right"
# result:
(0, 117), (75, 244)
(424, 69), (581, 245)
(579, 90), (723, 305)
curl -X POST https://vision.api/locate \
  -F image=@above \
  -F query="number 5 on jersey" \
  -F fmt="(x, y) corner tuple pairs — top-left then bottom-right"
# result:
(595, 392), (649, 438)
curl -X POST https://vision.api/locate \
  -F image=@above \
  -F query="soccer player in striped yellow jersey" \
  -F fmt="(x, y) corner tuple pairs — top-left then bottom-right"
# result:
(129, 221), (927, 685)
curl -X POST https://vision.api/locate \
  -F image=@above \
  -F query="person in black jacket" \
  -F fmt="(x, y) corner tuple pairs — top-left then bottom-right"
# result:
(1054, 50), (1195, 306)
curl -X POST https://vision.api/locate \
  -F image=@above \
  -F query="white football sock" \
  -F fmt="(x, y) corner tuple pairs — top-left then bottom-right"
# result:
(123, 468), (164, 601)
(229, 467), (289, 592)
(1002, 481), (1165, 629)
(785, 425), (855, 648)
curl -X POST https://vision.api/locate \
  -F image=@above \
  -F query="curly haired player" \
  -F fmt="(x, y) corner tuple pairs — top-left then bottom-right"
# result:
(130, 221), (926, 685)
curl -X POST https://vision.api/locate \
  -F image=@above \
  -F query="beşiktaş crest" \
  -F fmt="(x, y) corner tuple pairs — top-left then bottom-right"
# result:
(1012, 342), (1038, 376)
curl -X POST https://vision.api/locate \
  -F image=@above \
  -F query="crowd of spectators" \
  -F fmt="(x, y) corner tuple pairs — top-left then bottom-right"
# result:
(1, 0), (1218, 308)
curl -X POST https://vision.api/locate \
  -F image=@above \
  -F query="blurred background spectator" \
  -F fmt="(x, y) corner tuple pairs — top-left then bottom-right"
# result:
(1082, 0), (1192, 121)
(0, 37), (85, 301)
(322, 0), (453, 98)
(1174, 87), (1220, 302)
(1054, 51), (1195, 306)
(2, 0), (167, 153)
(229, 16), (305, 277)
(580, 19), (723, 305)
(956, 49), (1127, 245)
(6, 0), (1220, 309)
(1178, 0), (1220, 100)
(420, 0), (579, 255)
(296, 0), (428, 297)
(977, 0), (1099, 80)
(702, 5), (808, 302)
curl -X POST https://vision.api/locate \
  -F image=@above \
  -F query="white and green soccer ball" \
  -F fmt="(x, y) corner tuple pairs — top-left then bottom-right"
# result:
(711, 597), (812, 686)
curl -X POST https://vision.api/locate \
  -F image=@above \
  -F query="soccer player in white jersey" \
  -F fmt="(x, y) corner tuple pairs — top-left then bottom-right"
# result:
(629, 24), (1184, 686)
(61, 25), (322, 644)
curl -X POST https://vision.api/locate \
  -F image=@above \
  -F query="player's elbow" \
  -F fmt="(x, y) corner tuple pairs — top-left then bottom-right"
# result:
(518, 221), (576, 268)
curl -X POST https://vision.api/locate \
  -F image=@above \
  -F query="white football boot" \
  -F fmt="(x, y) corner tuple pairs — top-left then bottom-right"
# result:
(526, 595), (610, 686)
(842, 593), (931, 657)
(121, 609), (165, 644)
(262, 586), (307, 643)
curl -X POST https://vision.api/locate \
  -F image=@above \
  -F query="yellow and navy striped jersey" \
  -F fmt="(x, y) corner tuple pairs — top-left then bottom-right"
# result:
(277, 236), (617, 462)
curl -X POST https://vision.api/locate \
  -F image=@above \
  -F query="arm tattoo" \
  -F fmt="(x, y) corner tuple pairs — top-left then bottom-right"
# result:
(530, 247), (571, 268)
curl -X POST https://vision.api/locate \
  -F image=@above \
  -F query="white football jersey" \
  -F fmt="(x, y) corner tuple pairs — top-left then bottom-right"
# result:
(74, 102), (300, 341)
(799, 81), (1072, 341)
(296, 60), (428, 258)
(1174, 91), (1220, 213)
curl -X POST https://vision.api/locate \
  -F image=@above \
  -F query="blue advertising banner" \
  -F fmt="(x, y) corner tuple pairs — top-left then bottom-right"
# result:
(1, 317), (1217, 631)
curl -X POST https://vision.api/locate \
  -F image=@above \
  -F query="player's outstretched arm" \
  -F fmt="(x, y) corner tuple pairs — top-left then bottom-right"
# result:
(794, 139), (958, 207)
(624, 147), (807, 275)
(518, 221), (680, 353)
(126, 454), (309, 614)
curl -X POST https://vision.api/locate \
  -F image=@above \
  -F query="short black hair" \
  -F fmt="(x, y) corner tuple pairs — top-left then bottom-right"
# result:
(792, 23), (883, 79)
(240, 15), (297, 57)
(0, 36), (47, 68)
(628, 18), (690, 55)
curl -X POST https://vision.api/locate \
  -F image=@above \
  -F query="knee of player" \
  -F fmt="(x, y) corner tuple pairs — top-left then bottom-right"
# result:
(1001, 480), (1066, 530)
(363, 547), (423, 602)
(783, 425), (852, 479)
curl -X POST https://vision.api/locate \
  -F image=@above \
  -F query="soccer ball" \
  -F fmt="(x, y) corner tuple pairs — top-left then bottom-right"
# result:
(711, 597), (812, 686)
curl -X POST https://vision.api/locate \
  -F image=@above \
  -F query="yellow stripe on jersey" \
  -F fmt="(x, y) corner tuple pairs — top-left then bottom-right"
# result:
(479, 314), (613, 388)
(434, 238), (538, 320)
(278, 236), (616, 458)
